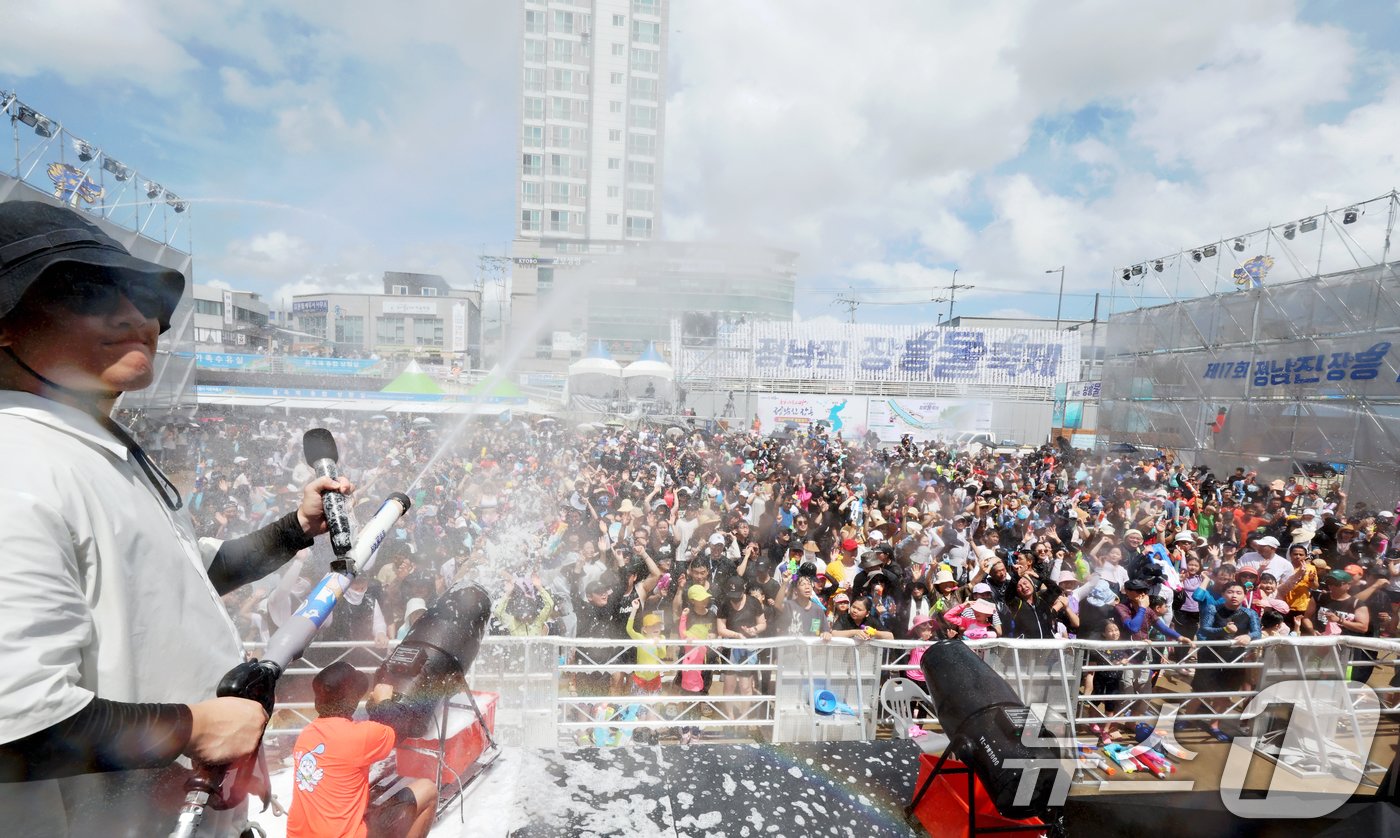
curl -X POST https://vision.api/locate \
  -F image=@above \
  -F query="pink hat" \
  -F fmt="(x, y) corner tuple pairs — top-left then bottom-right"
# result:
(970, 599), (997, 615)
(911, 614), (935, 629)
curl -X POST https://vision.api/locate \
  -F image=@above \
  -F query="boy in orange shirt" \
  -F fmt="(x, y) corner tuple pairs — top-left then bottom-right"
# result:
(288, 662), (437, 838)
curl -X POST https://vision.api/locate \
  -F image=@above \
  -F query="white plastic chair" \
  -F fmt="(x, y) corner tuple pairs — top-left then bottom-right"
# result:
(880, 677), (950, 754)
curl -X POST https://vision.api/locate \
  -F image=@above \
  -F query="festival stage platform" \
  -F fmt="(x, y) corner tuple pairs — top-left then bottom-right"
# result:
(466, 739), (926, 838)
(258, 738), (1396, 838)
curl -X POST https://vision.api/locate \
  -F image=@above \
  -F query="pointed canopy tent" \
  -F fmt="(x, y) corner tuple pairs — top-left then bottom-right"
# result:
(381, 360), (444, 395)
(467, 375), (524, 399)
(567, 340), (623, 397)
(622, 342), (674, 397)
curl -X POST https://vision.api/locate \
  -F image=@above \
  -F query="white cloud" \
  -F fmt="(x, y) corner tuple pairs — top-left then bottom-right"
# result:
(0, 1), (199, 90)
(666, 1), (1396, 321)
(271, 272), (382, 306)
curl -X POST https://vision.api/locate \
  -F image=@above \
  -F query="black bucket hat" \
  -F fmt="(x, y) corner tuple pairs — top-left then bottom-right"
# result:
(0, 201), (184, 332)
(312, 660), (370, 711)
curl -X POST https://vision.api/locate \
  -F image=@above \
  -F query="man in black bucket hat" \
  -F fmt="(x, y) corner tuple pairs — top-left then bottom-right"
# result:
(0, 201), (352, 836)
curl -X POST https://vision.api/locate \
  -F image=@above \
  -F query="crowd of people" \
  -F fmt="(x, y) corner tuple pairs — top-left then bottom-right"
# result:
(122, 408), (1400, 742)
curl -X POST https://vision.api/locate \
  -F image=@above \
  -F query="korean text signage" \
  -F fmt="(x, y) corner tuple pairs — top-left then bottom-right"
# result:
(1203, 341), (1392, 388)
(686, 322), (1078, 386)
(383, 299), (439, 316)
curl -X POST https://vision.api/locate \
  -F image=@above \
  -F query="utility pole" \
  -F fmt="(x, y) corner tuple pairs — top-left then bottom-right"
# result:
(1088, 292), (1101, 375)
(833, 296), (861, 323)
(1046, 266), (1066, 330)
(935, 268), (974, 323)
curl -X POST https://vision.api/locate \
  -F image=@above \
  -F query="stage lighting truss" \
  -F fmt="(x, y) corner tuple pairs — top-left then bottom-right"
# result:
(146, 181), (163, 200)
(1202, 244), (1217, 258)
(1343, 207), (1359, 224)
(165, 192), (187, 213)
(1233, 237), (1246, 251)
(1299, 217), (1318, 234)
(1120, 268), (1131, 281)
(1283, 222), (1297, 240)
(1153, 260), (1164, 272)
(74, 138), (95, 162)
(1191, 250), (1202, 262)
(1131, 264), (1143, 276)
(102, 157), (131, 181)
(15, 104), (55, 137)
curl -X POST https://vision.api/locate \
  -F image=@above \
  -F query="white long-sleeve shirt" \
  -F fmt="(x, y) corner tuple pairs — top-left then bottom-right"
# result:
(0, 392), (244, 836)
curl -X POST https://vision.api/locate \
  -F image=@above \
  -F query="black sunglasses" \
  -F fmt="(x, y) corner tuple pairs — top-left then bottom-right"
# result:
(47, 276), (168, 321)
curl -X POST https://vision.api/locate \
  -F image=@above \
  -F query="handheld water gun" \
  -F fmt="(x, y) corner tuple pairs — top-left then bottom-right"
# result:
(1102, 743), (1141, 773)
(1076, 746), (1115, 776)
(542, 520), (568, 556)
(591, 703), (619, 747)
(1133, 747), (1174, 778)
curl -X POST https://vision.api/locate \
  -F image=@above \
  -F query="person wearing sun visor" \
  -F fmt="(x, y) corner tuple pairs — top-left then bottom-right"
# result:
(0, 201), (352, 836)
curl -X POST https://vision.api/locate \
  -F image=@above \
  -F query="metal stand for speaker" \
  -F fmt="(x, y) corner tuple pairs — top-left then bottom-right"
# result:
(904, 737), (1056, 837)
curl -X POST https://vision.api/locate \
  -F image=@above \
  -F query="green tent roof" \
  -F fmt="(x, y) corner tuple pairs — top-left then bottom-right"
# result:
(467, 374), (523, 398)
(381, 360), (444, 395)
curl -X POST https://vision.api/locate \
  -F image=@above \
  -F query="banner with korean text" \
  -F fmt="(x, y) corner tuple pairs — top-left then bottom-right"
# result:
(757, 394), (869, 439)
(683, 322), (1079, 386)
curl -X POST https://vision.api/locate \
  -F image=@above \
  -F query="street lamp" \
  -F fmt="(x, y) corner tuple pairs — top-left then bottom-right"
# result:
(1046, 266), (1066, 330)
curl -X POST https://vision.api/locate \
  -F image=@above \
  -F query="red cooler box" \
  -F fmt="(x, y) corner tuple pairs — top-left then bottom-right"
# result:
(911, 752), (1047, 838)
(396, 691), (497, 781)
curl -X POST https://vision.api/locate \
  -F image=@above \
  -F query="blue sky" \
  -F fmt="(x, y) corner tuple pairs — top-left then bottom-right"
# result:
(5, 1), (1400, 332)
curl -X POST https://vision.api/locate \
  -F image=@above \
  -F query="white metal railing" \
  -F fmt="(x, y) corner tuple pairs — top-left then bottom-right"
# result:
(248, 635), (1400, 753)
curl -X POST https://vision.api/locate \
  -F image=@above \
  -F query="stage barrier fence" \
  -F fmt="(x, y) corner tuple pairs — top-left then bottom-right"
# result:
(249, 635), (1398, 781)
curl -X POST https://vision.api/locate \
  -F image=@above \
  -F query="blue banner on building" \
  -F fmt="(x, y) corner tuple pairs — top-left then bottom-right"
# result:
(680, 322), (1079, 387)
(284, 356), (384, 375)
(194, 385), (526, 405)
(196, 352), (268, 370)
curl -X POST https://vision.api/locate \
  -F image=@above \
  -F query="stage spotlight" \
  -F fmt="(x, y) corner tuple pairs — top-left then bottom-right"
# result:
(74, 140), (94, 162)
(1343, 207), (1359, 224)
(1203, 244), (1217, 257)
(1131, 264), (1143, 276)
(166, 192), (188, 213)
(1283, 223), (1296, 240)
(1153, 260), (1164, 272)
(146, 182), (163, 199)
(1191, 250), (1202, 263)
(1233, 237), (1246, 252)
(1299, 217), (1318, 233)
(16, 106), (54, 138)
(102, 157), (131, 181)
(1121, 268), (1131, 281)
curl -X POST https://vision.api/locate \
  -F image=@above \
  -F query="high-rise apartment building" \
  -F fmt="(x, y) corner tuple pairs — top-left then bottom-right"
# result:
(515, 0), (667, 243)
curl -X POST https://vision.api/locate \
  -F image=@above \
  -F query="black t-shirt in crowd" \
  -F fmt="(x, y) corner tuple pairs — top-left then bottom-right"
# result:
(717, 594), (765, 633)
(1316, 594), (1366, 637)
(782, 599), (830, 636)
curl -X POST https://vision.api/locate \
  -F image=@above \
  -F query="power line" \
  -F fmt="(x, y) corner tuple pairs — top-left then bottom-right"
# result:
(800, 285), (1177, 300)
